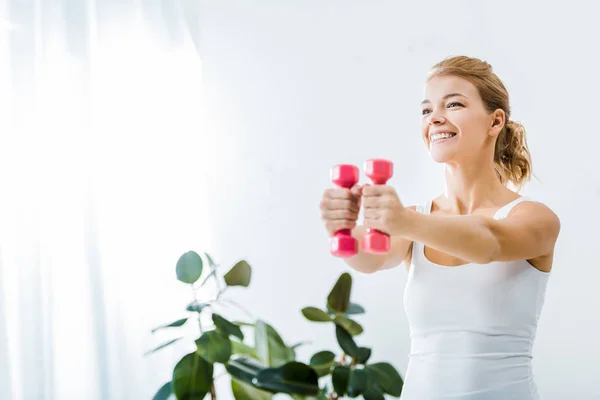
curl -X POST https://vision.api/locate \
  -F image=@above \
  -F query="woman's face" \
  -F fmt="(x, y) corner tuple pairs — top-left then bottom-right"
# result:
(420, 75), (502, 164)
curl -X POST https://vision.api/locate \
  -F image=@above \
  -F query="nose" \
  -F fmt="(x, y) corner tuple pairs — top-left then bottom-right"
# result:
(428, 110), (446, 125)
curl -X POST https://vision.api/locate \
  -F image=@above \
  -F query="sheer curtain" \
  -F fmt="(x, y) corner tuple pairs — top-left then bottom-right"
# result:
(0, 1), (217, 399)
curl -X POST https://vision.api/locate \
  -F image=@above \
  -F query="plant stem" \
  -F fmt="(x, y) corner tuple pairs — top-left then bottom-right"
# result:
(217, 298), (255, 320)
(192, 285), (204, 334)
(210, 383), (216, 400)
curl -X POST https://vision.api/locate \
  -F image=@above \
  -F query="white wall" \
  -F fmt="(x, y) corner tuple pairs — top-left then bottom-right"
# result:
(197, 1), (600, 399)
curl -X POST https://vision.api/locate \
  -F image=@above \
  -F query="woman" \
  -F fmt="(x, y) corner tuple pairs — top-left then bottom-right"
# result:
(319, 56), (560, 399)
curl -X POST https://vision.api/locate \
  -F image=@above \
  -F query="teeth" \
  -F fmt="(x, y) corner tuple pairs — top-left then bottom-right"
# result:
(430, 132), (456, 142)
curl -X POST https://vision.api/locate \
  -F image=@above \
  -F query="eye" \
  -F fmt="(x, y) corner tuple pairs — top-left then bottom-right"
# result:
(421, 108), (431, 116)
(447, 102), (464, 108)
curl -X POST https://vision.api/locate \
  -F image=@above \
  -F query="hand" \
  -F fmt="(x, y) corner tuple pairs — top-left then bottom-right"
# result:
(320, 184), (363, 236)
(362, 184), (407, 236)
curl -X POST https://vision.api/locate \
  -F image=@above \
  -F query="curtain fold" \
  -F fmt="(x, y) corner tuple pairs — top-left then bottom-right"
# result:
(0, 1), (214, 398)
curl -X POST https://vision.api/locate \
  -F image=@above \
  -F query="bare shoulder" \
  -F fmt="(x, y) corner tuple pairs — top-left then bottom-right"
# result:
(490, 199), (561, 270)
(509, 200), (561, 234)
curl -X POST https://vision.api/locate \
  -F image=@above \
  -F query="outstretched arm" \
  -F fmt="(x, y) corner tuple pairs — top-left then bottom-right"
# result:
(362, 185), (561, 265)
(401, 202), (560, 264)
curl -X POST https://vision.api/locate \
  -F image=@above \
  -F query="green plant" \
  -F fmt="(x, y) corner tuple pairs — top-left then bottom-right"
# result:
(147, 250), (403, 400)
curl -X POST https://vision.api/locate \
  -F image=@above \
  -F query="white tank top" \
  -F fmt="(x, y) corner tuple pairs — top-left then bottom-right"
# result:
(401, 197), (550, 400)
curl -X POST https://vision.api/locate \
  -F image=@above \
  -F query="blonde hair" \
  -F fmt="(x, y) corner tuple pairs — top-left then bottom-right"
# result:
(428, 56), (532, 190)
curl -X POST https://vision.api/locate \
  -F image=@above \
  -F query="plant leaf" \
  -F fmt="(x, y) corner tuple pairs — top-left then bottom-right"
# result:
(224, 260), (251, 287)
(333, 315), (363, 336)
(335, 325), (358, 358)
(301, 307), (332, 322)
(346, 302), (365, 315)
(309, 350), (336, 377)
(355, 347), (372, 364)
(347, 367), (368, 397)
(198, 269), (217, 288)
(231, 340), (258, 358)
(186, 301), (210, 313)
(176, 251), (203, 284)
(362, 372), (385, 400)
(144, 337), (183, 356)
(213, 313), (244, 340)
(255, 320), (295, 367)
(331, 365), (350, 396)
(196, 330), (232, 364)
(255, 361), (320, 396)
(365, 362), (403, 396)
(204, 252), (217, 267)
(290, 341), (311, 350)
(151, 318), (188, 333)
(231, 378), (272, 400)
(152, 381), (172, 400)
(226, 356), (267, 384)
(171, 352), (213, 400)
(327, 273), (352, 313)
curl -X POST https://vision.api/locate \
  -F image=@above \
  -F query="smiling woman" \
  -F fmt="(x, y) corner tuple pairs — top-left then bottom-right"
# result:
(319, 55), (560, 400)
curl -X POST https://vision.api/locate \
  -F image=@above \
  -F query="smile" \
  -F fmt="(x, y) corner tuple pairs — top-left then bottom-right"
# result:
(430, 132), (457, 143)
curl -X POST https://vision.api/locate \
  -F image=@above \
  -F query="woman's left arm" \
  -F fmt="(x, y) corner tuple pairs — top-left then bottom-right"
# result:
(362, 185), (561, 264)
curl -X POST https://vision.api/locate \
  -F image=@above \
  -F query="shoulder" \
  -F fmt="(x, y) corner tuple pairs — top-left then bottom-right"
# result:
(510, 199), (561, 230)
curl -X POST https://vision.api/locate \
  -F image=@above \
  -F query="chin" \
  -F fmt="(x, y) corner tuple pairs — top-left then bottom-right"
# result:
(428, 147), (456, 164)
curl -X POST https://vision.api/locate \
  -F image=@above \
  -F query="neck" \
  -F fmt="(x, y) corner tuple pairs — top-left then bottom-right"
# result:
(443, 159), (506, 214)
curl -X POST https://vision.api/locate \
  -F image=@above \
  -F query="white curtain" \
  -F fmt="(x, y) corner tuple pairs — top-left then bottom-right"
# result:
(0, 1), (218, 399)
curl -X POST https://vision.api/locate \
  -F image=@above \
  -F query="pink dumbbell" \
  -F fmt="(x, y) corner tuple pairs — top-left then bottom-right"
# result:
(330, 164), (359, 258)
(363, 158), (393, 254)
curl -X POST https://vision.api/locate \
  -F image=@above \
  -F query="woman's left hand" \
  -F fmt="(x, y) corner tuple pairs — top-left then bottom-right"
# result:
(362, 184), (408, 236)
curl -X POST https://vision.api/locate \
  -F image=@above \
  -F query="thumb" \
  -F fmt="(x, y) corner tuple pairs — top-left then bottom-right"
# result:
(350, 184), (363, 197)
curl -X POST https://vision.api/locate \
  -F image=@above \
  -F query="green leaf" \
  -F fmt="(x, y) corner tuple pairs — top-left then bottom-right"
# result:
(171, 352), (213, 400)
(362, 370), (386, 400)
(196, 330), (232, 363)
(144, 337), (183, 356)
(255, 361), (320, 396)
(224, 260), (251, 287)
(231, 378), (272, 400)
(331, 365), (350, 396)
(333, 315), (363, 336)
(347, 367), (368, 397)
(309, 350), (336, 378)
(213, 313), (244, 340)
(301, 307), (332, 322)
(151, 318), (188, 333)
(335, 325), (358, 358)
(290, 341), (311, 350)
(355, 347), (371, 364)
(152, 381), (172, 400)
(365, 362), (403, 396)
(346, 303), (365, 315)
(186, 301), (210, 313)
(255, 320), (295, 367)
(327, 273), (352, 313)
(198, 269), (217, 288)
(231, 340), (258, 357)
(204, 252), (217, 267)
(226, 356), (267, 384)
(176, 251), (203, 284)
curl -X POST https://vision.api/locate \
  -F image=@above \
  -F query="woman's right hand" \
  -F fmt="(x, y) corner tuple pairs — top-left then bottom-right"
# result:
(320, 184), (363, 236)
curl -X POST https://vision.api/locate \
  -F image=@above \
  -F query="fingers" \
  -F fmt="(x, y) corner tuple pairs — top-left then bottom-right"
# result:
(363, 194), (392, 209)
(322, 208), (359, 221)
(325, 219), (357, 235)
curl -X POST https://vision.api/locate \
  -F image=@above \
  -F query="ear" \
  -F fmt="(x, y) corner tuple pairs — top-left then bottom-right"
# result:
(488, 109), (505, 138)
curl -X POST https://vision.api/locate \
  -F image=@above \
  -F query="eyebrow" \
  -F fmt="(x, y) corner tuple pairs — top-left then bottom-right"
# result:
(421, 93), (467, 105)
